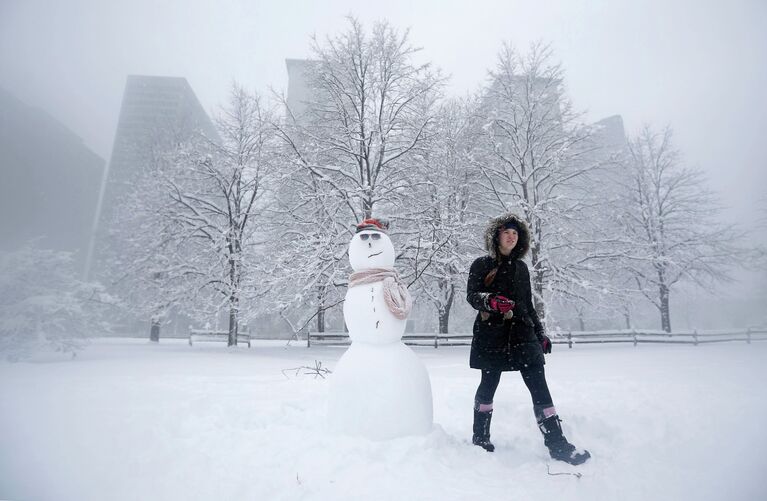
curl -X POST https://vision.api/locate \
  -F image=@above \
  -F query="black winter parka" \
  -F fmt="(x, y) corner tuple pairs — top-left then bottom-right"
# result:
(466, 214), (546, 371)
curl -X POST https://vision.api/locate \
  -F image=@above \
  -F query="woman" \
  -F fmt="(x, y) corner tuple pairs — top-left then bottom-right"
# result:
(466, 213), (590, 465)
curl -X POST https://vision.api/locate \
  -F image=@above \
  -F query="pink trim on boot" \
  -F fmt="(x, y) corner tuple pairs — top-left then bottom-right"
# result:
(542, 406), (557, 419)
(477, 403), (493, 412)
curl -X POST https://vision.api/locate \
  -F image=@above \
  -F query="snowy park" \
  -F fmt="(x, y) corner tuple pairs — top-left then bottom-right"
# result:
(1, 338), (766, 501)
(2, 3), (767, 500)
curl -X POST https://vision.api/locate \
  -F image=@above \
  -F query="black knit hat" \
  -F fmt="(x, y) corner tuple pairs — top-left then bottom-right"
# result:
(499, 221), (520, 233)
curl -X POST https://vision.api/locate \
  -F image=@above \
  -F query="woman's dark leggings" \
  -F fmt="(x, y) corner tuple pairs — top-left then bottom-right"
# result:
(474, 366), (554, 420)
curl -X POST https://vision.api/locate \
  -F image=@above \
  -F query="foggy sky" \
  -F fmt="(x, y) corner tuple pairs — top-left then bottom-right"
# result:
(1, 0), (766, 231)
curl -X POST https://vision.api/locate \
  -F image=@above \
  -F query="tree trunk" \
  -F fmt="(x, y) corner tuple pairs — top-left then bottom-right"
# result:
(659, 283), (671, 333)
(149, 317), (160, 342)
(532, 265), (547, 321)
(438, 308), (449, 334)
(317, 306), (325, 333)
(317, 286), (326, 332)
(577, 308), (585, 331)
(362, 196), (373, 220)
(623, 305), (632, 329)
(228, 301), (238, 346)
(227, 247), (240, 346)
(528, 238), (547, 322)
(437, 280), (455, 334)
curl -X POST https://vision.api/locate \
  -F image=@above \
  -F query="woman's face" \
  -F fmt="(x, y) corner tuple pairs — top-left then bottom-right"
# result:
(498, 228), (518, 256)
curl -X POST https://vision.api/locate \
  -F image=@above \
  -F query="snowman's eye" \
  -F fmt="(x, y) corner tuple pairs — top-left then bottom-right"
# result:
(360, 233), (381, 241)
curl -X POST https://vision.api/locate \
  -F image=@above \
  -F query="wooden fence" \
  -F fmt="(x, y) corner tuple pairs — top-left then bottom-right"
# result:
(306, 328), (767, 349)
(306, 332), (472, 348)
(189, 327), (251, 347)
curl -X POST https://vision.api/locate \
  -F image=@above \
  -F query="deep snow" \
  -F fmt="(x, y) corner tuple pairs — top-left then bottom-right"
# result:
(1, 338), (766, 501)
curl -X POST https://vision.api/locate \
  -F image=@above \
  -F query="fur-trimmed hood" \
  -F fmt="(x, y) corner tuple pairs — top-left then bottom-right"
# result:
(483, 213), (530, 261)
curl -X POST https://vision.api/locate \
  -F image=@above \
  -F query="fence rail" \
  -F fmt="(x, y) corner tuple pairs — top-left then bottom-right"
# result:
(189, 328), (251, 347)
(306, 328), (767, 349)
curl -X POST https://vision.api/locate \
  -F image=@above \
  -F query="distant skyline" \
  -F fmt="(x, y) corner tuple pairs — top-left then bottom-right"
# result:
(1, 0), (766, 229)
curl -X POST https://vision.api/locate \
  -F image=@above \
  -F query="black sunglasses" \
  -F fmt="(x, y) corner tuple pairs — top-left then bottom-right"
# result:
(359, 233), (381, 241)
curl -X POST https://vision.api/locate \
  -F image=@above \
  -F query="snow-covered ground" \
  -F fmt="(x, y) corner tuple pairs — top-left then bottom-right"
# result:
(1, 338), (766, 501)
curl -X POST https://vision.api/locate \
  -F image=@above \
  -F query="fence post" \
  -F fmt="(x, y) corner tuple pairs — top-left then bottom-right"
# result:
(567, 331), (572, 349)
(747, 327), (752, 345)
(633, 329), (637, 347)
(307, 330), (311, 348)
(434, 334), (439, 349)
(693, 329), (698, 346)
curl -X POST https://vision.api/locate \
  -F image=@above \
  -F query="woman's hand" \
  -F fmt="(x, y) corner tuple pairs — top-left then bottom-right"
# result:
(539, 334), (552, 354)
(488, 295), (515, 314)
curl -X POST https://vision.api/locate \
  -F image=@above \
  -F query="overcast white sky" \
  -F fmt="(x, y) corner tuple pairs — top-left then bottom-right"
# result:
(1, 0), (766, 228)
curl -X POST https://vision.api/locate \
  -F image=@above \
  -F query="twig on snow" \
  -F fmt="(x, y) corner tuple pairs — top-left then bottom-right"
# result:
(546, 464), (582, 479)
(282, 360), (332, 379)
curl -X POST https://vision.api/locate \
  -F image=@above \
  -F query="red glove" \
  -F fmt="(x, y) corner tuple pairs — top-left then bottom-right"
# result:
(540, 334), (552, 354)
(488, 295), (515, 314)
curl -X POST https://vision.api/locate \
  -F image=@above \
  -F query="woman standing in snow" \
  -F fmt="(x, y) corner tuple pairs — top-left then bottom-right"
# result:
(466, 213), (590, 465)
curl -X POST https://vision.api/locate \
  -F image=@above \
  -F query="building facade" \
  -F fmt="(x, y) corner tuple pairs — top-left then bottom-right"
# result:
(88, 75), (218, 279)
(0, 86), (104, 274)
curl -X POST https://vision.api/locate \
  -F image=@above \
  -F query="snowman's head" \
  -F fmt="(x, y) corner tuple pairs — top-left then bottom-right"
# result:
(349, 230), (395, 271)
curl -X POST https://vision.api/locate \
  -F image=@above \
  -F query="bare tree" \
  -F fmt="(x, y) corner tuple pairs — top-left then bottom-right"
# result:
(399, 97), (483, 332)
(161, 85), (277, 345)
(97, 116), (206, 339)
(618, 126), (741, 332)
(261, 170), (351, 334)
(474, 42), (613, 324)
(275, 17), (443, 219)
(270, 18), (444, 330)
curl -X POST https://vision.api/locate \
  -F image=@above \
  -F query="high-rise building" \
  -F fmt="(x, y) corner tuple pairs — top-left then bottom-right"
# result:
(97, 75), (217, 226)
(87, 75), (218, 279)
(285, 59), (312, 118)
(285, 58), (324, 122)
(0, 86), (105, 274)
(591, 115), (627, 149)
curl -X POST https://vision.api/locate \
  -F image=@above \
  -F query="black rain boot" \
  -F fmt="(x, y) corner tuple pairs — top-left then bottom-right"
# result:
(472, 408), (495, 452)
(538, 415), (591, 465)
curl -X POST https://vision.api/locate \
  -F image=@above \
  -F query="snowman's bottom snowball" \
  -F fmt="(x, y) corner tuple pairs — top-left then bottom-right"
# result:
(328, 342), (433, 440)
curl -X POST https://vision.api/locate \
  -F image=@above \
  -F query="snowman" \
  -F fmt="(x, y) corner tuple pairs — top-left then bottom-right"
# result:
(327, 218), (433, 440)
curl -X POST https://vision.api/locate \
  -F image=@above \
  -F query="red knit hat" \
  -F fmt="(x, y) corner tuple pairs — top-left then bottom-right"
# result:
(355, 218), (389, 233)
